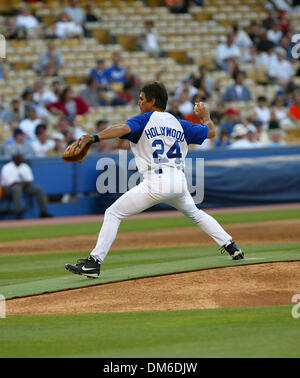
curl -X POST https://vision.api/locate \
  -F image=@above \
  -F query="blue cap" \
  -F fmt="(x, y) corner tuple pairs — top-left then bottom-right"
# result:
(97, 58), (105, 64)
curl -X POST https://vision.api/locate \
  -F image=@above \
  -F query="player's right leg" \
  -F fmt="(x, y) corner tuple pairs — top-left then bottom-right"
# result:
(166, 188), (244, 260)
(65, 181), (159, 278)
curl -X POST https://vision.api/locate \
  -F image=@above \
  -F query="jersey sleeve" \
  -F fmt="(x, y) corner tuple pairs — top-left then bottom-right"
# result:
(179, 119), (209, 145)
(121, 112), (152, 143)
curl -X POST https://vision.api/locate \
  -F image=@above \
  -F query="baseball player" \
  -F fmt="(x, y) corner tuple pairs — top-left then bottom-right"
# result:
(65, 82), (244, 278)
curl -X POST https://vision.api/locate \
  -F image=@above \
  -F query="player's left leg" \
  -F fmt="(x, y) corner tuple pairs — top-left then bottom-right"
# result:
(166, 185), (244, 260)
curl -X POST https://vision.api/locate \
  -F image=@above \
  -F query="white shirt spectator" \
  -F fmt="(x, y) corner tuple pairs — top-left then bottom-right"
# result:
(16, 14), (38, 31)
(55, 21), (83, 38)
(63, 5), (85, 24)
(31, 139), (55, 157)
(178, 101), (194, 115)
(266, 29), (283, 45)
(19, 118), (42, 140)
(256, 51), (278, 68)
(254, 106), (271, 124)
(234, 30), (253, 49)
(268, 58), (294, 81)
(33, 90), (58, 105)
(229, 139), (259, 149)
(216, 42), (240, 67)
(1, 161), (33, 187)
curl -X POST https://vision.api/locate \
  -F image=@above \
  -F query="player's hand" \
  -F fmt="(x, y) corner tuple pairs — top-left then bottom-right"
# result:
(194, 102), (210, 122)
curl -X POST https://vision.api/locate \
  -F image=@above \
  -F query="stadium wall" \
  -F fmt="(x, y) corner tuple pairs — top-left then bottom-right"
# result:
(1, 146), (300, 218)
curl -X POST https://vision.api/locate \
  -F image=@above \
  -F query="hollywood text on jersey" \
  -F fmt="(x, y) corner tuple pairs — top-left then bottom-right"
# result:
(144, 126), (185, 142)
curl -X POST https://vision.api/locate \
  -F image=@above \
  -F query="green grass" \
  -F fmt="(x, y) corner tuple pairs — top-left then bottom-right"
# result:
(1, 305), (299, 357)
(1, 242), (300, 299)
(0, 208), (299, 242)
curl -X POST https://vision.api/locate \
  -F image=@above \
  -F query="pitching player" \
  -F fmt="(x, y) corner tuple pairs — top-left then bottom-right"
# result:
(65, 82), (244, 278)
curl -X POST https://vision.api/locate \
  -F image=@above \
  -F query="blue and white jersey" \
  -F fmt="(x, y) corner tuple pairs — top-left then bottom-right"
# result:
(121, 111), (208, 174)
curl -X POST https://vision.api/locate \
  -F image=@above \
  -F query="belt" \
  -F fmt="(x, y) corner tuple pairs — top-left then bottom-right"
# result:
(153, 167), (184, 174)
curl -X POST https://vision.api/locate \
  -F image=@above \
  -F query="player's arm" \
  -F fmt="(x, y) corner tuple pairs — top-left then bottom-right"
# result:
(193, 102), (216, 139)
(94, 123), (131, 141)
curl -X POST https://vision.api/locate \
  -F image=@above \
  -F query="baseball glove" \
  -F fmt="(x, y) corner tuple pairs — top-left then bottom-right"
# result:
(62, 134), (93, 162)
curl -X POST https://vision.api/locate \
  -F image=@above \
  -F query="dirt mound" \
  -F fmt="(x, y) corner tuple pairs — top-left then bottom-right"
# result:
(7, 261), (300, 315)
(1, 219), (300, 255)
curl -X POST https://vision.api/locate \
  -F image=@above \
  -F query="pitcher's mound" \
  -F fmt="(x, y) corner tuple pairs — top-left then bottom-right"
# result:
(7, 261), (300, 315)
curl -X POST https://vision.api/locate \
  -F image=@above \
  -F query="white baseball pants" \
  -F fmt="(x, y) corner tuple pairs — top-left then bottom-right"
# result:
(90, 167), (232, 263)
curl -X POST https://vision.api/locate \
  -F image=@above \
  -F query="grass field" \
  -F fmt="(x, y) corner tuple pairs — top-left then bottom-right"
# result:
(1, 208), (300, 358)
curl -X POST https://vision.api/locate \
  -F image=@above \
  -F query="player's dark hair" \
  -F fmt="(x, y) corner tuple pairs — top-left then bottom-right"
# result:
(141, 82), (168, 111)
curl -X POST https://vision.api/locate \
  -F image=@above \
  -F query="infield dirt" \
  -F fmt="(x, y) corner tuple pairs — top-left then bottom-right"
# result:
(1, 218), (300, 255)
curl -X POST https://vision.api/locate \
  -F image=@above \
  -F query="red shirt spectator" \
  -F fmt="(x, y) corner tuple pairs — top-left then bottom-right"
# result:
(289, 92), (300, 121)
(46, 86), (89, 116)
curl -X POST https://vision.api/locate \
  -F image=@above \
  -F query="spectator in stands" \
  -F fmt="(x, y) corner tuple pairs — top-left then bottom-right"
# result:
(268, 47), (294, 88)
(175, 77), (198, 100)
(33, 79), (59, 106)
(105, 53), (126, 86)
(92, 120), (115, 153)
(49, 132), (66, 155)
(245, 124), (263, 147)
(0, 97), (24, 128)
(97, 88), (109, 106)
(0, 59), (7, 82)
(266, 22), (283, 46)
(53, 12), (83, 39)
(193, 65), (216, 97)
(63, 0), (85, 25)
(0, 152), (52, 219)
(46, 86), (89, 117)
(210, 101), (225, 126)
(270, 95), (293, 129)
(123, 66), (142, 104)
(31, 124), (55, 158)
(15, 6), (40, 38)
(23, 85), (50, 121)
(216, 34), (241, 73)
(4, 128), (35, 159)
(90, 58), (109, 89)
(252, 119), (270, 146)
(37, 42), (64, 77)
(79, 76), (99, 107)
(215, 128), (232, 148)
(85, 3), (100, 22)
(177, 90), (194, 116)
(267, 128), (286, 147)
(138, 20), (165, 58)
(288, 90), (300, 123)
(222, 71), (252, 102)
(256, 43), (278, 68)
(67, 115), (86, 139)
(229, 124), (260, 149)
(168, 100), (183, 119)
(220, 107), (241, 135)
(232, 24), (253, 55)
(116, 82), (134, 105)
(262, 8), (278, 30)
(4, 16), (19, 40)
(248, 21), (262, 49)
(253, 96), (271, 127)
(19, 105), (43, 140)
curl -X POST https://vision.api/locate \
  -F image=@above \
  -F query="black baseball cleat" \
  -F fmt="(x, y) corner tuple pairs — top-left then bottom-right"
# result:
(220, 241), (244, 260)
(65, 256), (100, 278)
